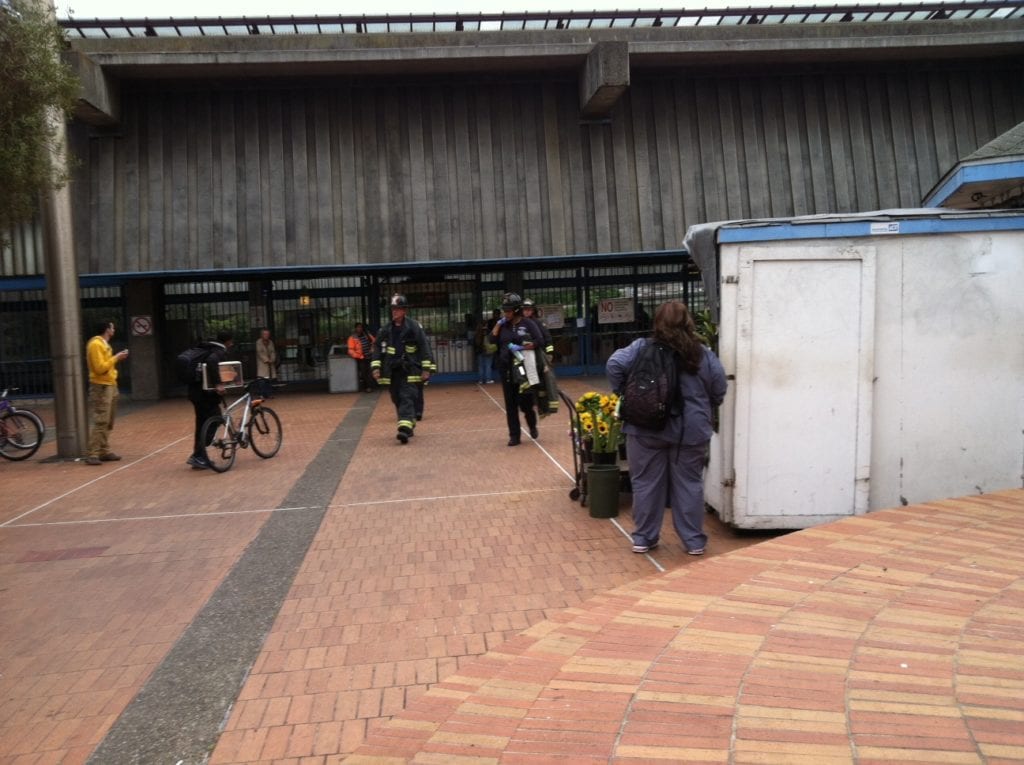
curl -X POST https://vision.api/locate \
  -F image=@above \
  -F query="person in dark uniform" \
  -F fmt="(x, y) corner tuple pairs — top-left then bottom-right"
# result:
(371, 294), (435, 444)
(521, 298), (554, 361)
(490, 292), (546, 446)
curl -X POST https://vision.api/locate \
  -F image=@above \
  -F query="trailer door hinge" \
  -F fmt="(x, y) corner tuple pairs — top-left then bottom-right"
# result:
(722, 477), (735, 487)
(723, 275), (739, 284)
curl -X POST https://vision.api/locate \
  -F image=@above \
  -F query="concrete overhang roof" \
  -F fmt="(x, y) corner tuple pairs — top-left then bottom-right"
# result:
(67, 18), (1024, 81)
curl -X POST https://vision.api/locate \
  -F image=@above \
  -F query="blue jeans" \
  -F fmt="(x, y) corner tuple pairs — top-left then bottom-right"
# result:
(478, 353), (494, 382)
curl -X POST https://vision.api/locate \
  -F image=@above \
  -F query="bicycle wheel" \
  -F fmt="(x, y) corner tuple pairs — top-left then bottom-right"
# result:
(0, 410), (44, 460)
(201, 415), (237, 473)
(248, 405), (282, 459)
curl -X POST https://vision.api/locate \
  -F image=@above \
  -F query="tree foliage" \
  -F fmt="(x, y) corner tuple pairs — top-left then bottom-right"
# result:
(0, 0), (79, 233)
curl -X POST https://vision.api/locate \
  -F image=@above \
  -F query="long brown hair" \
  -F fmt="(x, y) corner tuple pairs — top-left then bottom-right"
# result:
(652, 300), (703, 374)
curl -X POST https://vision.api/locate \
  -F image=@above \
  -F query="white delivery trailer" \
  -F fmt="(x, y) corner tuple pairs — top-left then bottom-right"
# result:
(685, 209), (1024, 530)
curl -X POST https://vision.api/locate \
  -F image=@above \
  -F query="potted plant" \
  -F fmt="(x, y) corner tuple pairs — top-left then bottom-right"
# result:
(574, 391), (624, 518)
(574, 391), (622, 463)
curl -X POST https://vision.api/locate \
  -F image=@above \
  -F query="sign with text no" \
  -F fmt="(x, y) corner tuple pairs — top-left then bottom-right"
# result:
(597, 298), (633, 325)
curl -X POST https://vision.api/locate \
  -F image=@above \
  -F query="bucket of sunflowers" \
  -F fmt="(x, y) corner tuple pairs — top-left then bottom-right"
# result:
(573, 391), (624, 518)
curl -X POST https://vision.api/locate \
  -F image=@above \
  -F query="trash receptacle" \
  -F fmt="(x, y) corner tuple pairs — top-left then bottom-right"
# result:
(328, 356), (358, 393)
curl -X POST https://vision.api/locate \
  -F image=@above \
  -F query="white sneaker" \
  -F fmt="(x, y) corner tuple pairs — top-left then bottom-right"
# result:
(632, 541), (658, 554)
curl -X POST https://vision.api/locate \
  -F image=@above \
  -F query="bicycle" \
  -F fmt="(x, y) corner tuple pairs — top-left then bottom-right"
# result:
(0, 387), (46, 461)
(200, 378), (283, 473)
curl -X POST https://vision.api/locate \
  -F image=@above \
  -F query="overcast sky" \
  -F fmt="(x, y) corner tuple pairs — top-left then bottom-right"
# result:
(56, 0), (880, 21)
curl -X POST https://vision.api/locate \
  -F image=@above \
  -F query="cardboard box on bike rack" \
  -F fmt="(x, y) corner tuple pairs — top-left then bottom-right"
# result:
(201, 361), (244, 390)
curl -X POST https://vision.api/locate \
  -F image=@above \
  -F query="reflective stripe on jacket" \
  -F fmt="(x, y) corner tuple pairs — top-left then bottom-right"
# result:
(371, 318), (435, 384)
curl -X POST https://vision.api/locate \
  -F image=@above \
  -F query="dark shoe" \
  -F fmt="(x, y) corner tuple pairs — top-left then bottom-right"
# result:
(396, 427), (411, 444)
(186, 455), (210, 470)
(529, 426), (539, 439)
(100, 453), (122, 462)
(687, 547), (706, 556)
(507, 437), (520, 446)
(84, 456), (102, 466)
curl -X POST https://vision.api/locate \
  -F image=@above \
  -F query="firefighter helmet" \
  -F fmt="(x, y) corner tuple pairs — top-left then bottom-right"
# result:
(501, 292), (522, 311)
(390, 294), (408, 308)
(521, 298), (536, 309)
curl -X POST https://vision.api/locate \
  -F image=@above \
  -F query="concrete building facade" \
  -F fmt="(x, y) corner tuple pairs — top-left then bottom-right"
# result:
(2, 4), (1023, 397)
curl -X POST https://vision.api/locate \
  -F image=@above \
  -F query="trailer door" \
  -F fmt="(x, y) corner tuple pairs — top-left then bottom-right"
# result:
(732, 245), (875, 528)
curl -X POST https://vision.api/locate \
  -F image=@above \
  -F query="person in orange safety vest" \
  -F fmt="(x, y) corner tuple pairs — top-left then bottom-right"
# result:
(347, 322), (376, 393)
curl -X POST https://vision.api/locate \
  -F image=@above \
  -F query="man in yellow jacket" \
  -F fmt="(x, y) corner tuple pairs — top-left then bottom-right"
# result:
(85, 320), (129, 465)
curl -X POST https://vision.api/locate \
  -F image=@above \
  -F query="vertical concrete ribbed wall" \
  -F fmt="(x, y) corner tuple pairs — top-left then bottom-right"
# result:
(71, 63), (1024, 274)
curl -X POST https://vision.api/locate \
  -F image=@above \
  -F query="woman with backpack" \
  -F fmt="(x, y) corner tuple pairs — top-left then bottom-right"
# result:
(606, 301), (727, 556)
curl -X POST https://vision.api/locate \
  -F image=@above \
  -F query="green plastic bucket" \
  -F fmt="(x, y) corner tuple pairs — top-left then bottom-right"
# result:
(586, 464), (620, 519)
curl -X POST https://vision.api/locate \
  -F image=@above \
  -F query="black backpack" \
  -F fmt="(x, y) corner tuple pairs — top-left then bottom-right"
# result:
(618, 340), (680, 430)
(175, 344), (212, 384)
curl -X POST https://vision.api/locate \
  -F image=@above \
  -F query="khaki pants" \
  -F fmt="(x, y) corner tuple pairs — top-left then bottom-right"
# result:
(87, 383), (118, 458)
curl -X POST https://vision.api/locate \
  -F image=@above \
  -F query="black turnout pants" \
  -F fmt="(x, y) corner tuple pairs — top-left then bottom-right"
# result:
(501, 373), (537, 439)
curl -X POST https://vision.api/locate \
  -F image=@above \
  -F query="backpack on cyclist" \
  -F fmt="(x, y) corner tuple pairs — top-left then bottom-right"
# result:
(175, 344), (213, 385)
(618, 340), (681, 431)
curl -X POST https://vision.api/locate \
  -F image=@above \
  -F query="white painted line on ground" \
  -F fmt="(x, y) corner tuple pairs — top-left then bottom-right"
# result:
(529, 429), (576, 482)
(610, 516), (665, 572)
(1, 436), (191, 527)
(478, 386), (660, 570)
(5, 506), (324, 528)
(480, 384), (575, 481)
(334, 486), (564, 508)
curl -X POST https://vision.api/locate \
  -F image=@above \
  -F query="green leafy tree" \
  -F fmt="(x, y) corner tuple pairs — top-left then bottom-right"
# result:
(0, 0), (79, 234)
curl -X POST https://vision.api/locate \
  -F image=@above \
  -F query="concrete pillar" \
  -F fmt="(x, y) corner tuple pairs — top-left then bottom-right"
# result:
(41, 122), (87, 458)
(124, 280), (162, 401)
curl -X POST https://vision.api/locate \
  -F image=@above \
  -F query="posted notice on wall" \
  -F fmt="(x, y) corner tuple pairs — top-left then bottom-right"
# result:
(597, 298), (634, 324)
(537, 304), (565, 329)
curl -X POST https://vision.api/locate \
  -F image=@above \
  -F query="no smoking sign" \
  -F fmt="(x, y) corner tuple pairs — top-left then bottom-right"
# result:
(130, 315), (153, 336)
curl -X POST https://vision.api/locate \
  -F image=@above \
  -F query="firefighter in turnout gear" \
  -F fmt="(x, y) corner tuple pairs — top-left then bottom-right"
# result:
(491, 292), (545, 446)
(521, 298), (554, 360)
(372, 294), (436, 443)
(520, 297), (560, 417)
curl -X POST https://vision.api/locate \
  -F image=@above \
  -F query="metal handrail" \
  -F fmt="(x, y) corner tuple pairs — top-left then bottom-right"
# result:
(59, 1), (1024, 39)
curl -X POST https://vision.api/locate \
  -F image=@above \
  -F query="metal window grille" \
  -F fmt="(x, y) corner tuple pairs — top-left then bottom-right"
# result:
(0, 289), (50, 395)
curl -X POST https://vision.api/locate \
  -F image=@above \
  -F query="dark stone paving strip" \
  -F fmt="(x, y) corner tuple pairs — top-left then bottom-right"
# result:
(86, 399), (375, 765)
